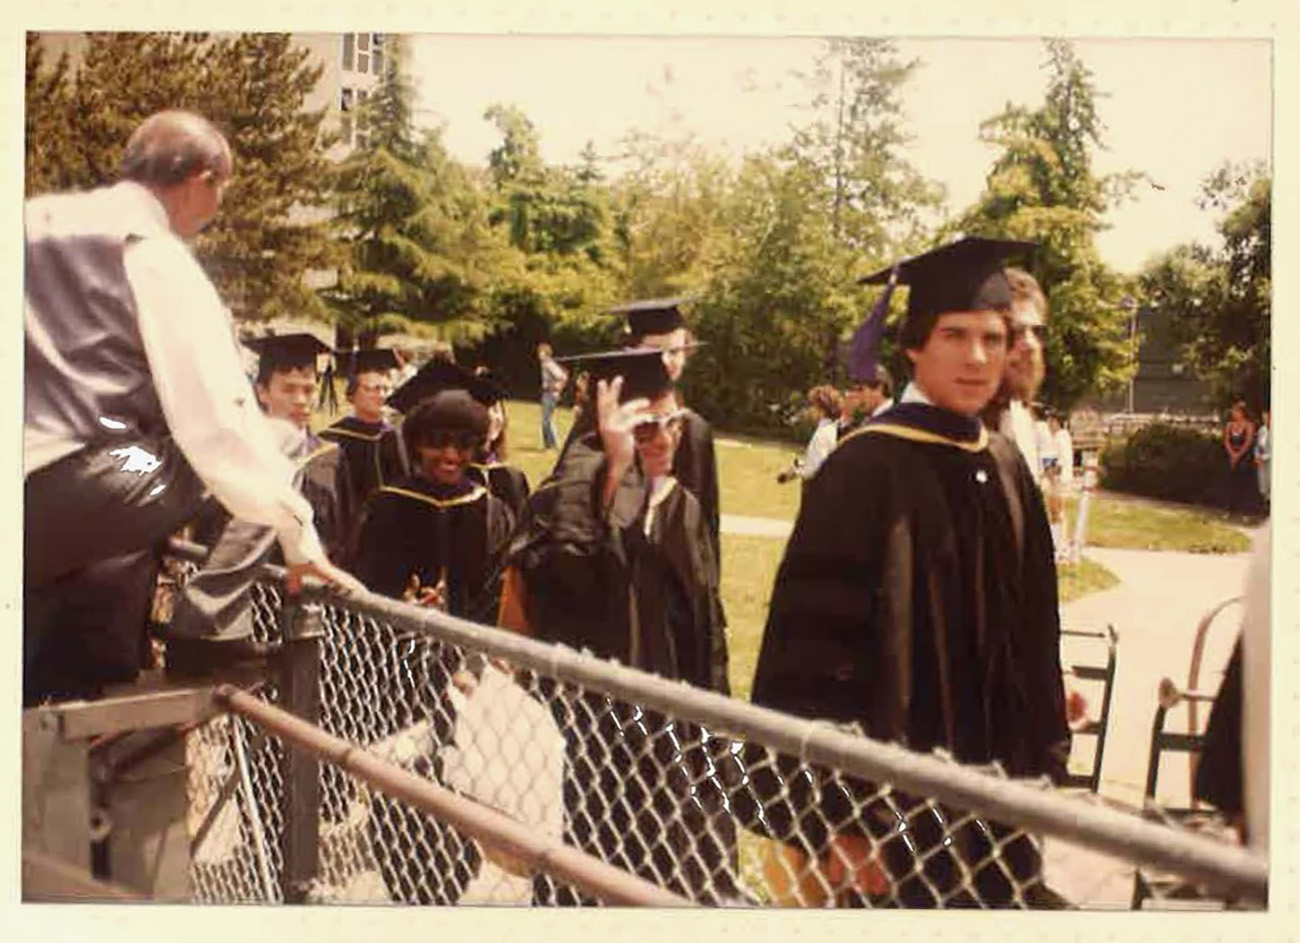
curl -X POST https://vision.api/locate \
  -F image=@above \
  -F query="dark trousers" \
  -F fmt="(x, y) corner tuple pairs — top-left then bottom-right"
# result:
(24, 436), (207, 703)
(168, 509), (279, 643)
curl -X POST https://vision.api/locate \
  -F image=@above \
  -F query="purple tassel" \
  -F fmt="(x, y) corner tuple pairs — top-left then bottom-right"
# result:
(848, 264), (898, 384)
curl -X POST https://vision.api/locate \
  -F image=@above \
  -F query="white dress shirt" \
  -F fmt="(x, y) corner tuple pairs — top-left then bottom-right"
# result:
(798, 418), (839, 479)
(999, 399), (1041, 483)
(121, 186), (324, 565)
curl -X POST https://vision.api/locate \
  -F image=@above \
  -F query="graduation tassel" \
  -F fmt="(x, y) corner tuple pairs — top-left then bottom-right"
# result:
(847, 264), (898, 386)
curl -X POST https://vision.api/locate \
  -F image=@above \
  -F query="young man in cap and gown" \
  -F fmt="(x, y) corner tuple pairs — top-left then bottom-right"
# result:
(498, 347), (740, 905)
(320, 346), (410, 516)
(749, 237), (1071, 908)
(166, 332), (355, 664)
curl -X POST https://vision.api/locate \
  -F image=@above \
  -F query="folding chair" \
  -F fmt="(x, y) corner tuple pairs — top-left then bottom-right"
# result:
(1059, 625), (1118, 792)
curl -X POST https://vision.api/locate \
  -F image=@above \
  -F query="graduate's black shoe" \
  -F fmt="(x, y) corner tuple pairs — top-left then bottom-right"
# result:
(164, 636), (278, 677)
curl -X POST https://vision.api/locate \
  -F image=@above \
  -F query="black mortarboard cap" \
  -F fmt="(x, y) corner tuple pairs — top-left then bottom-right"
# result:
(859, 236), (1037, 318)
(470, 368), (509, 405)
(557, 347), (673, 402)
(609, 297), (691, 337)
(338, 347), (400, 376)
(387, 359), (496, 414)
(242, 332), (333, 372)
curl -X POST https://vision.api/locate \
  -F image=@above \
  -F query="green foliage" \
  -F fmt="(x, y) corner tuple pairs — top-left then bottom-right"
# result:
(1100, 422), (1224, 506)
(326, 40), (518, 344)
(25, 32), (339, 324)
(24, 36), (81, 195)
(958, 40), (1140, 409)
(1138, 162), (1270, 412)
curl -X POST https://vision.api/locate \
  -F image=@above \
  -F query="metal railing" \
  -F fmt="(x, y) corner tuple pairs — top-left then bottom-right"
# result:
(167, 540), (1265, 909)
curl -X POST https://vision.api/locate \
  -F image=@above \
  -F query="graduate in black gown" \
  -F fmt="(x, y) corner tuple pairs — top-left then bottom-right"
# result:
(465, 368), (531, 521)
(749, 238), (1071, 909)
(498, 348), (740, 905)
(319, 347), (409, 521)
(352, 362), (514, 905)
(169, 333), (354, 653)
(558, 298), (722, 568)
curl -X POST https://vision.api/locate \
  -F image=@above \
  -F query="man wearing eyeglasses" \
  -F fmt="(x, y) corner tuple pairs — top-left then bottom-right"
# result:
(23, 110), (360, 699)
(983, 268), (1050, 482)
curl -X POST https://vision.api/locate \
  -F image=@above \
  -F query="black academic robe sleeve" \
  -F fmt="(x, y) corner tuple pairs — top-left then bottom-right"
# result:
(674, 409), (722, 568)
(300, 446), (353, 563)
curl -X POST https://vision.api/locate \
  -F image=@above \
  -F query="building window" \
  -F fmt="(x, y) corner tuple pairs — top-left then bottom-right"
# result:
(356, 32), (369, 73)
(342, 33), (354, 71)
(340, 87), (354, 143)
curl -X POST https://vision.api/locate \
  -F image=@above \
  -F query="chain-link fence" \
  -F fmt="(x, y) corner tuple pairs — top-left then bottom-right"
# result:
(165, 542), (1265, 909)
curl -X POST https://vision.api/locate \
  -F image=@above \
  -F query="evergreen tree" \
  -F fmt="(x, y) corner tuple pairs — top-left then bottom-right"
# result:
(959, 40), (1144, 408)
(26, 32), (339, 325)
(24, 35), (82, 195)
(326, 38), (515, 344)
(196, 33), (338, 323)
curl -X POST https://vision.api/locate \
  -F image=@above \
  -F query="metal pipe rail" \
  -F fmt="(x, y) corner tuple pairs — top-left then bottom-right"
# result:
(213, 684), (691, 907)
(167, 538), (1268, 902)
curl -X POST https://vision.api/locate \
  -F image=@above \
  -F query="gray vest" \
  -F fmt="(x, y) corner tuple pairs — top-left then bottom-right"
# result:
(25, 184), (170, 461)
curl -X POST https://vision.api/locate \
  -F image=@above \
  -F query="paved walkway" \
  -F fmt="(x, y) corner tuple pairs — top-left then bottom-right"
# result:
(720, 511), (1262, 907)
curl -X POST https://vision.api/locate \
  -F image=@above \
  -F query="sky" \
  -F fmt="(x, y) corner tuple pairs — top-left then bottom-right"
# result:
(407, 35), (1271, 275)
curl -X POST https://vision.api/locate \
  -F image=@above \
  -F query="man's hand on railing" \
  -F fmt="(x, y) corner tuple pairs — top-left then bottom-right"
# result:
(285, 558), (366, 597)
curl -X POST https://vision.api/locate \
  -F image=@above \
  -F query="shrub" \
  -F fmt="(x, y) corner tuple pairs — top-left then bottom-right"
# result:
(1100, 422), (1225, 506)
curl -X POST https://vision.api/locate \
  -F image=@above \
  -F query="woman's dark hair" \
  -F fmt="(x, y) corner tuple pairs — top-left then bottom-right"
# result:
(402, 391), (488, 457)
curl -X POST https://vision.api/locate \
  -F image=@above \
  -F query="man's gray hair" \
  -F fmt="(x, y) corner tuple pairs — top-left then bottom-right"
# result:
(119, 110), (232, 187)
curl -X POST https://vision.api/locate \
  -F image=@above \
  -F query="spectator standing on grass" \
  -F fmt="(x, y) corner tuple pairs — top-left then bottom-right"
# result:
(1223, 401), (1257, 516)
(778, 384), (842, 484)
(23, 110), (358, 701)
(1050, 412), (1074, 486)
(537, 341), (568, 450)
(750, 237), (1070, 909)
(1254, 410), (1271, 513)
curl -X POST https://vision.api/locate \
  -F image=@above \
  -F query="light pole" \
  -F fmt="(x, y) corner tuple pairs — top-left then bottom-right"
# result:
(1122, 296), (1138, 415)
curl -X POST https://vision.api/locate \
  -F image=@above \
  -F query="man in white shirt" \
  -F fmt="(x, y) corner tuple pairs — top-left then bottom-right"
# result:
(24, 110), (360, 690)
(983, 268), (1049, 481)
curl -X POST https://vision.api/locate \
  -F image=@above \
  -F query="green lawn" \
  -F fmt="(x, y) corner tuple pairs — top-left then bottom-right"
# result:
(1069, 494), (1250, 554)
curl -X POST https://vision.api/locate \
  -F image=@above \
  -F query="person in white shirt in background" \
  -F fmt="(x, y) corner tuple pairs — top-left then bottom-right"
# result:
(24, 110), (361, 696)
(778, 384), (842, 484)
(1253, 410), (1271, 512)
(1036, 406), (1058, 478)
(1050, 412), (1075, 487)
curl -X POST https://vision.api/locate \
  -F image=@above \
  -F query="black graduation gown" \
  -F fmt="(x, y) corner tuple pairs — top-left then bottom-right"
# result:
(504, 431), (737, 903)
(350, 475), (512, 622)
(295, 433), (353, 563)
(350, 474), (512, 904)
(467, 460), (530, 525)
(1194, 637), (1244, 817)
(749, 402), (1070, 908)
(319, 415), (409, 524)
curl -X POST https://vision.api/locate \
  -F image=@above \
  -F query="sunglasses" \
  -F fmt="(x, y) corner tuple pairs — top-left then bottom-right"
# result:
(419, 431), (482, 451)
(632, 410), (686, 441)
(1010, 324), (1049, 344)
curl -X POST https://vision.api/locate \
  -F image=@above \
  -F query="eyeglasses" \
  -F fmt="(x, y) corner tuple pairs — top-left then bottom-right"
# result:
(419, 431), (482, 451)
(1010, 324), (1049, 345)
(633, 410), (685, 441)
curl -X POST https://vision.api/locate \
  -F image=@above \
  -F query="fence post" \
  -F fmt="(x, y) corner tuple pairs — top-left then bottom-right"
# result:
(278, 595), (324, 903)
